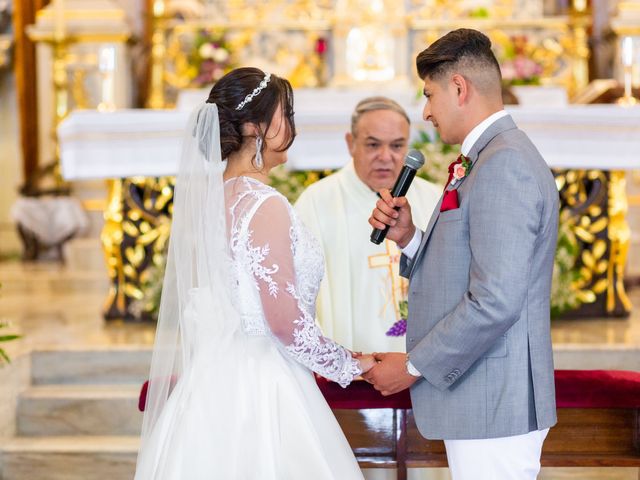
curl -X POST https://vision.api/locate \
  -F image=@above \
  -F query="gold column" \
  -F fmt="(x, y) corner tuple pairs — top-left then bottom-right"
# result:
(146, 0), (167, 109)
(606, 171), (633, 313)
(568, 0), (591, 97)
(50, 38), (70, 187)
(102, 179), (126, 316)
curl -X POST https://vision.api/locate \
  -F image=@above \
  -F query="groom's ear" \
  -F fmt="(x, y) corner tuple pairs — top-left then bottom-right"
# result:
(451, 74), (469, 106)
(345, 132), (356, 157)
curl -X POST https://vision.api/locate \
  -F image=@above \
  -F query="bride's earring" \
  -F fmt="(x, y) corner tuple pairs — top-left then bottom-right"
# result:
(255, 136), (263, 169)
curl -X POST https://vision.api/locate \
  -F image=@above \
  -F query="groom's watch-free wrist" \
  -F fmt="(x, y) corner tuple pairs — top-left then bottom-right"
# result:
(405, 355), (422, 377)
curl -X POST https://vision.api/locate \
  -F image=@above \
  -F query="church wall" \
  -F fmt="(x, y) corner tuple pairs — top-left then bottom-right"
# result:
(0, 71), (22, 257)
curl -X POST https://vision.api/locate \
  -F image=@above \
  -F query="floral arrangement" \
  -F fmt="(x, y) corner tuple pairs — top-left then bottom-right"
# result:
(130, 256), (166, 322)
(411, 129), (460, 188)
(188, 30), (234, 87)
(495, 35), (544, 86)
(386, 300), (408, 337)
(267, 166), (334, 204)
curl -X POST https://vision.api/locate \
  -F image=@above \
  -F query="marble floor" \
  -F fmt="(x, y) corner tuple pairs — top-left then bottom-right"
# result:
(0, 258), (639, 479)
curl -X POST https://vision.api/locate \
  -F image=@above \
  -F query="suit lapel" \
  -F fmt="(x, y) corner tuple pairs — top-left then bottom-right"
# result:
(408, 115), (518, 278)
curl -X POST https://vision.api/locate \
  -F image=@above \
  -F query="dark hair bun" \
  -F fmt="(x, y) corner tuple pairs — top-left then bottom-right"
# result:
(205, 67), (296, 161)
(216, 104), (243, 159)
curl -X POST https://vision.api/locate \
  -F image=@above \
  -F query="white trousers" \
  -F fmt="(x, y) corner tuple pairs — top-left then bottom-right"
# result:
(444, 429), (549, 480)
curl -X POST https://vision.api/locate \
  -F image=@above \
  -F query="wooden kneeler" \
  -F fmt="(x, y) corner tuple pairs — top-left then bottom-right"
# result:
(317, 370), (640, 480)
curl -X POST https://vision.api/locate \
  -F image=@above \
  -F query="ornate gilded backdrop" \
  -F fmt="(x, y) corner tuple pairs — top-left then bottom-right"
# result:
(102, 177), (174, 320)
(553, 170), (632, 318)
(147, 0), (590, 107)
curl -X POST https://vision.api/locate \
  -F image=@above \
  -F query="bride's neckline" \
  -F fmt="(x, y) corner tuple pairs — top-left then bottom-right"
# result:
(224, 175), (270, 187)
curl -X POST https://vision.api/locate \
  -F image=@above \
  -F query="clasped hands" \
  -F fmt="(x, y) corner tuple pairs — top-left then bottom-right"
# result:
(352, 352), (418, 396)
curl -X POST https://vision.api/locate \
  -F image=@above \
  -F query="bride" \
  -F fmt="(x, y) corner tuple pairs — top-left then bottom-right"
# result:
(134, 67), (375, 479)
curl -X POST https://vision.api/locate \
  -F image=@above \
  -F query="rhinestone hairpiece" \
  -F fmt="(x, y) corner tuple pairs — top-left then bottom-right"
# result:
(235, 73), (272, 111)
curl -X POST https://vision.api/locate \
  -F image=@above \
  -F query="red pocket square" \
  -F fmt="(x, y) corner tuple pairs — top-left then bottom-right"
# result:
(440, 189), (459, 212)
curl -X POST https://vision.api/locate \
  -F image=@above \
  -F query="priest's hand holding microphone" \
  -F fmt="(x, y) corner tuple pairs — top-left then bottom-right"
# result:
(361, 150), (426, 395)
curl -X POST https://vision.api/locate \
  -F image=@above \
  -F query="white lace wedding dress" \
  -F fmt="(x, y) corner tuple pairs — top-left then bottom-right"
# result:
(135, 175), (364, 480)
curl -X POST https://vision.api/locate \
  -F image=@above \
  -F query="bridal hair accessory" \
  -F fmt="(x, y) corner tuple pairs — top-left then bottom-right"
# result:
(255, 136), (264, 168)
(236, 73), (271, 111)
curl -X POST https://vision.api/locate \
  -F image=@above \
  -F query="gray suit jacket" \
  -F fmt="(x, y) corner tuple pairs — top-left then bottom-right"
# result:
(401, 115), (559, 440)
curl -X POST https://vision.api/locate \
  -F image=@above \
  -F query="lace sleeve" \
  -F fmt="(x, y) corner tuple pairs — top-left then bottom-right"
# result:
(245, 194), (361, 387)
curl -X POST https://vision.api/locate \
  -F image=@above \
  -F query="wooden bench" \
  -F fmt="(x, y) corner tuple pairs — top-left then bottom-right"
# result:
(318, 370), (640, 480)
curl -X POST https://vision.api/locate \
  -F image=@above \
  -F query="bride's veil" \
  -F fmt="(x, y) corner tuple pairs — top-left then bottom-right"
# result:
(137, 102), (242, 466)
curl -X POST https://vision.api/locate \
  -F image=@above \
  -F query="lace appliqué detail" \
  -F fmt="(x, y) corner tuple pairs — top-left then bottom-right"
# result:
(244, 234), (279, 297)
(285, 283), (361, 388)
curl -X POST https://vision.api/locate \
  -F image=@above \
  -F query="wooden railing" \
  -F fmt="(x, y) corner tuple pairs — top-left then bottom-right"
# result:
(318, 370), (640, 480)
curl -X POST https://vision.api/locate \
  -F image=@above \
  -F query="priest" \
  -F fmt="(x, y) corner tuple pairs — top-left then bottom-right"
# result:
(295, 96), (441, 354)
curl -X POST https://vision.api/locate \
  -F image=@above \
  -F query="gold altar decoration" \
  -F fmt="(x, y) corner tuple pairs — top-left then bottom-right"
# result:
(553, 169), (632, 317)
(102, 176), (174, 319)
(607, 171), (633, 313)
(147, 0), (333, 107)
(144, 0), (591, 107)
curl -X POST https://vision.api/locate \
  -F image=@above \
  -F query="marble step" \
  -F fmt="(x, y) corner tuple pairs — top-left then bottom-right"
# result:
(17, 385), (142, 437)
(0, 268), (109, 296)
(31, 348), (152, 385)
(0, 436), (138, 480)
(553, 345), (640, 371)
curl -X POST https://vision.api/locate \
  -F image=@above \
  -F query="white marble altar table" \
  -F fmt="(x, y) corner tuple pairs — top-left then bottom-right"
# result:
(59, 100), (640, 179)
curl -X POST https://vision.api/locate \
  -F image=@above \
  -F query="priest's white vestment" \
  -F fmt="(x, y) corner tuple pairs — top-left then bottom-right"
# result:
(295, 161), (440, 353)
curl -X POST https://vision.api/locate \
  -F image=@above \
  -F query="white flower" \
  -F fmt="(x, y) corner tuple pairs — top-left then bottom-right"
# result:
(212, 48), (229, 63)
(198, 43), (215, 59)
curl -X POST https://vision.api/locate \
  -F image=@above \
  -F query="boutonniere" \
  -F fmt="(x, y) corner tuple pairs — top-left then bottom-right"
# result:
(450, 155), (472, 186)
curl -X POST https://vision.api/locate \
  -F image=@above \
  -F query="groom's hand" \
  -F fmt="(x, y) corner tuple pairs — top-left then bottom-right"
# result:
(368, 189), (416, 248)
(361, 352), (418, 396)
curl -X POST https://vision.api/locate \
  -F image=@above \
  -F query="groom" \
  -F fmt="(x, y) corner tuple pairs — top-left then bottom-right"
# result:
(365, 29), (559, 479)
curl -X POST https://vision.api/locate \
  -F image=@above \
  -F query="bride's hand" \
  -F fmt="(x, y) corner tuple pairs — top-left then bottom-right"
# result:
(356, 354), (377, 373)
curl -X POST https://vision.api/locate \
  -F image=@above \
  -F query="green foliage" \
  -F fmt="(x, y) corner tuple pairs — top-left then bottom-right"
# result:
(411, 129), (460, 187)
(0, 284), (21, 365)
(268, 166), (335, 204)
(551, 210), (582, 318)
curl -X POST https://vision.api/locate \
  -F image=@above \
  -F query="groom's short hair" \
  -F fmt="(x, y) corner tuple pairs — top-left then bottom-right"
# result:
(351, 96), (410, 136)
(416, 29), (502, 98)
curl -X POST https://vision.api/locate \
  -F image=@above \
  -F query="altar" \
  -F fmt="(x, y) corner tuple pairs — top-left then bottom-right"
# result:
(58, 99), (640, 321)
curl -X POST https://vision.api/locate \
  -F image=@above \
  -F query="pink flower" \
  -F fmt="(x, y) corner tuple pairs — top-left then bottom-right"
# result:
(453, 163), (467, 181)
(501, 62), (516, 81)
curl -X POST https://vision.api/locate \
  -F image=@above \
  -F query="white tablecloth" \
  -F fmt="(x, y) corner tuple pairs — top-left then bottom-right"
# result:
(59, 91), (640, 180)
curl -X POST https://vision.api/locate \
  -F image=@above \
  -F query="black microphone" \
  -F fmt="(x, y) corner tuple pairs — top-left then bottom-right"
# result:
(370, 149), (425, 245)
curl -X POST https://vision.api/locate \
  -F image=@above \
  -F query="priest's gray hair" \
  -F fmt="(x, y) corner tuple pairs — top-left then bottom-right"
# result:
(350, 96), (410, 136)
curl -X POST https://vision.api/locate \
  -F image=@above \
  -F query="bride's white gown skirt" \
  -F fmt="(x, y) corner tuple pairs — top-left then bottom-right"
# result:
(135, 333), (364, 480)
